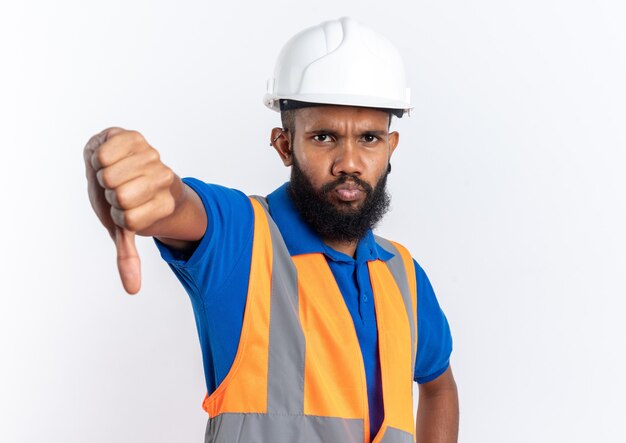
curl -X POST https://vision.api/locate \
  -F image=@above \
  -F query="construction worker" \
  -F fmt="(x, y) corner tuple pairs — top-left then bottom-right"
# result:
(84, 17), (459, 443)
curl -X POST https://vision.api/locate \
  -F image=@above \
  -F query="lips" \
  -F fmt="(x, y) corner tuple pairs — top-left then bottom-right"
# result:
(333, 182), (364, 202)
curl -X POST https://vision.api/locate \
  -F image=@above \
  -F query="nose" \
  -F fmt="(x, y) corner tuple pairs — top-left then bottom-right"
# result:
(331, 140), (363, 177)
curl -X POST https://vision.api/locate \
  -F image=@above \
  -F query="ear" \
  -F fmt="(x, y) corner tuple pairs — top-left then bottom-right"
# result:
(388, 131), (399, 157)
(270, 127), (293, 166)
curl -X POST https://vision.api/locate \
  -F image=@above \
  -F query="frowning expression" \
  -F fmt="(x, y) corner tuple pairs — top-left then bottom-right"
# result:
(279, 105), (399, 211)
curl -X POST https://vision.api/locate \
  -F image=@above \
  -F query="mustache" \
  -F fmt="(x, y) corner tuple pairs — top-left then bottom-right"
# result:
(320, 174), (373, 195)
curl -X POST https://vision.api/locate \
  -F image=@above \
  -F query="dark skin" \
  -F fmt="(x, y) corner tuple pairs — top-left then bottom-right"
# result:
(83, 128), (206, 294)
(416, 366), (459, 442)
(84, 105), (459, 441)
(271, 105), (398, 256)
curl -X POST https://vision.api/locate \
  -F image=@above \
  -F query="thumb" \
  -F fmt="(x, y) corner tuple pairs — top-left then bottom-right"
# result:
(114, 227), (142, 295)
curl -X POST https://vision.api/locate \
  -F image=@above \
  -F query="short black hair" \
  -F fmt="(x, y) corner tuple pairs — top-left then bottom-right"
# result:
(280, 109), (297, 138)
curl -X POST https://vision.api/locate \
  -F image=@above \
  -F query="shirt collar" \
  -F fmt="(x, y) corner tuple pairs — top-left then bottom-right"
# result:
(265, 182), (395, 264)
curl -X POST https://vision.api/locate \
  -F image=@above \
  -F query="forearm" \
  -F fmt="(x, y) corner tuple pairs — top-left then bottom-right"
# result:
(138, 176), (207, 248)
(415, 367), (459, 443)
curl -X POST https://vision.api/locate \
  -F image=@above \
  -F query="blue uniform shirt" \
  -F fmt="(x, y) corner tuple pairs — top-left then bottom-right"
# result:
(155, 178), (452, 441)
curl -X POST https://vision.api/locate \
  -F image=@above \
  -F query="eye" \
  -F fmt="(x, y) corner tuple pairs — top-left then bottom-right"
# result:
(362, 134), (379, 143)
(313, 134), (333, 143)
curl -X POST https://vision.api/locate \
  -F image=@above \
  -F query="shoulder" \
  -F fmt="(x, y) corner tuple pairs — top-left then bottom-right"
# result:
(155, 178), (255, 267)
(374, 235), (416, 282)
(373, 235), (411, 259)
(182, 178), (252, 210)
(373, 236), (431, 280)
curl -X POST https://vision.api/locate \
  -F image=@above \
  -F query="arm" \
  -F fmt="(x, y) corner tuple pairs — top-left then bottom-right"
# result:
(141, 175), (206, 252)
(415, 366), (459, 443)
(84, 127), (207, 293)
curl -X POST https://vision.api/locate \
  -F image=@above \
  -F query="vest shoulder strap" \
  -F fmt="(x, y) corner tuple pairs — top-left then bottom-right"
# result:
(373, 235), (418, 368)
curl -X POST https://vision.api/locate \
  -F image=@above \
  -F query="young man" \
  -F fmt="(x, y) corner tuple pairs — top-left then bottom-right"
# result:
(84, 17), (458, 443)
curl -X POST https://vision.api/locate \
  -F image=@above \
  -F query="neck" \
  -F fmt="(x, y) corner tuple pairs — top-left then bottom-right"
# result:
(324, 239), (358, 258)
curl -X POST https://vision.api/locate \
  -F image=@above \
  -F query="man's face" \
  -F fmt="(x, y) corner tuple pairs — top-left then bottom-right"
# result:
(273, 105), (399, 242)
(291, 105), (398, 209)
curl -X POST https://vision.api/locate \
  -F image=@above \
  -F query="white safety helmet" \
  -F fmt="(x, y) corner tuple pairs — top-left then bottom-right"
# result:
(264, 17), (412, 117)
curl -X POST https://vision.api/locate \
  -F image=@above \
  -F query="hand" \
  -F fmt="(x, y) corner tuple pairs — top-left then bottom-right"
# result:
(83, 128), (176, 294)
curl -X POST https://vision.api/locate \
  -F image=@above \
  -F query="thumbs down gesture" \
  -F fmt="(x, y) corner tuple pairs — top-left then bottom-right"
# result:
(83, 128), (177, 294)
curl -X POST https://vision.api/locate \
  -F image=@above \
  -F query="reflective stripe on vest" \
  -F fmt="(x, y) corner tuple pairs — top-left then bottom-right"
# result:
(203, 197), (418, 443)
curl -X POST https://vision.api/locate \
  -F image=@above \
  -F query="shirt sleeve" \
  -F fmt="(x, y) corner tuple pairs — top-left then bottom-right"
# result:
(413, 259), (453, 384)
(153, 177), (254, 300)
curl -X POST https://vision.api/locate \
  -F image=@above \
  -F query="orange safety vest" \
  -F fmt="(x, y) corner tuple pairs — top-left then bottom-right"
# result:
(202, 197), (418, 443)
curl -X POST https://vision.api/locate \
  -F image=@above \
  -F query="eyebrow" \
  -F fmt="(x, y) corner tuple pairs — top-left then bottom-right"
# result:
(304, 129), (388, 136)
(360, 130), (387, 137)
(305, 128), (338, 135)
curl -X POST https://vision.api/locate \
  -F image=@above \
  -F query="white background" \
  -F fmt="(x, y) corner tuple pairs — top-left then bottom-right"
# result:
(1, 1), (625, 442)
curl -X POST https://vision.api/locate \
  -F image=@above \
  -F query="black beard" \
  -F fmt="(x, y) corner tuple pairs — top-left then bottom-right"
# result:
(287, 157), (391, 243)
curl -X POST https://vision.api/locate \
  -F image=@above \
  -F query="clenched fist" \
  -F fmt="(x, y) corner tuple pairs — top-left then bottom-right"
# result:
(83, 128), (178, 294)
